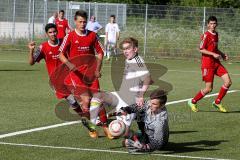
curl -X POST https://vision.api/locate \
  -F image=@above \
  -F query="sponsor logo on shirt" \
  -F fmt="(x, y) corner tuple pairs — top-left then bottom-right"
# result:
(52, 54), (59, 59)
(77, 46), (90, 52)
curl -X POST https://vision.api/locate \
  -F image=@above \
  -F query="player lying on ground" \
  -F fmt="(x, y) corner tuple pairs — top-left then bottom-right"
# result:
(90, 37), (152, 138)
(188, 16), (232, 113)
(58, 10), (111, 139)
(28, 23), (83, 117)
(120, 88), (169, 152)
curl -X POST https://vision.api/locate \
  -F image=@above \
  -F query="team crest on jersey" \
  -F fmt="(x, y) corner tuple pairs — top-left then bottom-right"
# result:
(75, 40), (79, 44)
(49, 51), (53, 55)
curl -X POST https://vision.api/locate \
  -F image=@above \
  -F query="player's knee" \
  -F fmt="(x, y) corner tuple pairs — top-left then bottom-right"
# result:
(224, 79), (232, 88)
(82, 99), (90, 106)
(207, 88), (212, 93)
(81, 98), (90, 109)
(204, 87), (212, 94)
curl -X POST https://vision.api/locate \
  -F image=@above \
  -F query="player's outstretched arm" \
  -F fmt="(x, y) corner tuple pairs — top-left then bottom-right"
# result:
(28, 41), (36, 65)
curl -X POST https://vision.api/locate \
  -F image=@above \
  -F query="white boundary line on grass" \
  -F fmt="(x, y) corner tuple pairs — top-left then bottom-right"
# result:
(0, 121), (81, 139)
(166, 90), (238, 105)
(0, 142), (234, 160)
(168, 70), (240, 76)
(0, 60), (26, 63)
(0, 90), (238, 140)
(1, 59), (240, 76)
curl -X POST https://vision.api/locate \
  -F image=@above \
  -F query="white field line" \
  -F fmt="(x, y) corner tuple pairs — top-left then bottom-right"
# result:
(0, 121), (81, 139)
(0, 60), (26, 63)
(0, 142), (234, 160)
(168, 70), (240, 76)
(166, 90), (239, 106)
(0, 90), (238, 140)
(0, 59), (240, 76)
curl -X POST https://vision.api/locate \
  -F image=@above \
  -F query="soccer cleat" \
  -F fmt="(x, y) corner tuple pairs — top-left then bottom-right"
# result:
(212, 102), (227, 113)
(102, 126), (114, 140)
(89, 131), (98, 138)
(81, 117), (96, 132)
(187, 100), (199, 112)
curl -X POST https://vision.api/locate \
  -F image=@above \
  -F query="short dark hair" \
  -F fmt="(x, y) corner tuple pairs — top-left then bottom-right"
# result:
(207, 16), (217, 23)
(59, 10), (65, 14)
(110, 15), (115, 19)
(150, 89), (167, 105)
(74, 10), (88, 20)
(120, 37), (138, 49)
(45, 23), (57, 33)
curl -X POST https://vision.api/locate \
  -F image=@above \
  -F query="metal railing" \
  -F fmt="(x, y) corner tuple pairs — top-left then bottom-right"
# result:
(0, 0), (239, 58)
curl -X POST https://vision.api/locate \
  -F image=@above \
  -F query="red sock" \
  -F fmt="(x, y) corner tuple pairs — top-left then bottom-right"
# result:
(192, 90), (205, 104)
(82, 108), (90, 119)
(73, 107), (82, 116)
(215, 85), (229, 104)
(99, 107), (107, 126)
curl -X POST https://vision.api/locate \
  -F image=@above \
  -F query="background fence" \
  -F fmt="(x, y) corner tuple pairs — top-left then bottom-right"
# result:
(0, 0), (239, 58)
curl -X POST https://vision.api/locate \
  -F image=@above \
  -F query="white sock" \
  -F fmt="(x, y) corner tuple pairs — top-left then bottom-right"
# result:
(90, 98), (102, 124)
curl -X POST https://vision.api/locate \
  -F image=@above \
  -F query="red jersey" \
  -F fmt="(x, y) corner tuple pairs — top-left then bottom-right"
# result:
(59, 29), (104, 73)
(199, 30), (220, 69)
(34, 41), (61, 76)
(59, 29), (104, 58)
(55, 18), (70, 39)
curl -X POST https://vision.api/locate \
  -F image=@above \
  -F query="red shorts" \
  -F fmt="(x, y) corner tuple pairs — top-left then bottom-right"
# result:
(202, 64), (228, 82)
(64, 71), (99, 97)
(55, 92), (68, 99)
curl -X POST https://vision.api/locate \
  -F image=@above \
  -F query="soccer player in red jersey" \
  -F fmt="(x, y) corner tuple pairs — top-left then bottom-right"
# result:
(59, 10), (112, 139)
(188, 16), (232, 113)
(55, 10), (72, 44)
(28, 23), (83, 116)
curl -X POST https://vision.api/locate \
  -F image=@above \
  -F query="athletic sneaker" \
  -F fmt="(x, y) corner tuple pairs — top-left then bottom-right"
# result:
(187, 100), (199, 112)
(212, 102), (227, 113)
(102, 126), (114, 140)
(89, 131), (98, 138)
(81, 117), (99, 138)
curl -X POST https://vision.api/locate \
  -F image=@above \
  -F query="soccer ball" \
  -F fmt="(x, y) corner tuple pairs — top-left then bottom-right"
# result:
(108, 120), (126, 137)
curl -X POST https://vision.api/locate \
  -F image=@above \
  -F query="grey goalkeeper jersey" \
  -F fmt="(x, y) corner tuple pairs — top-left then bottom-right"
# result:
(123, 101), (169, 150)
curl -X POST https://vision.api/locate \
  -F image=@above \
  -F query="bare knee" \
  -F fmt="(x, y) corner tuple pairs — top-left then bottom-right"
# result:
(224, 79), (232, 88)
(81, 97), (90, 111)
(203, 87), (212, 94)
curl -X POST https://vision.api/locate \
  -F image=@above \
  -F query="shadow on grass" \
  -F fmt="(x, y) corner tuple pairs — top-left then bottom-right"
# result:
(162, 140), (228, 154)
(225, 111), (240, 113)
(170, 130), (198, 134)
(199, 110), (240, 113)
(0, 69), (39, 72)
(110, 139), (227, 154)
(198, 110), (220, 113)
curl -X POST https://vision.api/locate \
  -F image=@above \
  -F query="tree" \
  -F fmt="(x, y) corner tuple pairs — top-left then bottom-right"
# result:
(71, 0), (240, 8)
